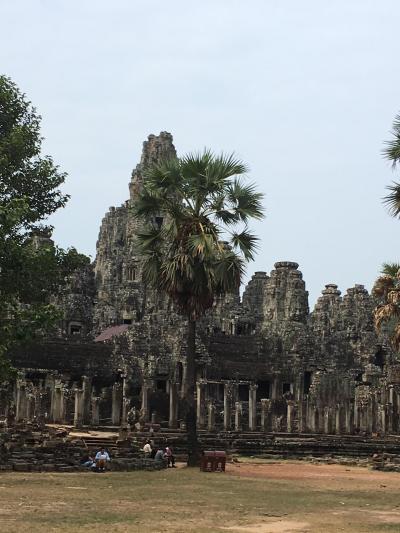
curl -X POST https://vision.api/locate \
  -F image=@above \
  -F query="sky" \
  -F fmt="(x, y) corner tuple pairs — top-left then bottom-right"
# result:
(1, 0), (400, 307)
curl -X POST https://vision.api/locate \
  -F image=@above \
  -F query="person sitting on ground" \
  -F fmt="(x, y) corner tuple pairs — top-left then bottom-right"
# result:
(150, 440), (156, 459)
(81, 453), (95, 468)
(154, 448), (165, 463)
(142, 439), (152, 458)
(164, 445), (176, 468)
(95, 447), (110, 472)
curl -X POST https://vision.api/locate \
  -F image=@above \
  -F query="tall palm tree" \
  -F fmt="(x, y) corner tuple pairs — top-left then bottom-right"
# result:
(133, 150), (264, 465)
(373, 263), (400, 350)
(383, 113), (400, 217)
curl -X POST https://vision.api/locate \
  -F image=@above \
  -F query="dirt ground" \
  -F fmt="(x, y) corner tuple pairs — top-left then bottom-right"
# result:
(1, 461), (400, 532)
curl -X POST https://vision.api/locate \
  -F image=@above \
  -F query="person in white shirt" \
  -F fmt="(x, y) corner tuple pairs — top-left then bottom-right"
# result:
(142, 440), (152, 458)
(95, 448), (110, 472)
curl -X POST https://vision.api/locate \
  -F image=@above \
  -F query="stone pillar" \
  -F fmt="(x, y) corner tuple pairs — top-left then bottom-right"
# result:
(121, 376), (130, 426)
(111, 383), (122, 425)
(51, 381), (65, 423)
(207, 401), (216, 432)
(91, 397), (100, 426)
(354, 403), (359, 432)
(82, 376), (92, 425)
(286, 400), (295, 433)
(310, 406), (318, 433)
(15, 381), (27, 422)
(323, 407), (331, 434)
(248, 384), (258, 431)
(271, 376), (281, 400)
(345, 401), (354, 434)
(298, 400), (307, 433)
(224, 383), (232, 430)
(141, 380), (151, 423)
(196, 381), (206, 428)
(335, 404), (342, 434)
(380, 405), (387, 435)
(260, 399), (271, 432)
(235, 401), (243, 431)
(181, 363), (188, 398)
(73, 389), (84, 427)
(169, 381), (178, 428)
(26, 394), (35, 422)
(34, 388), (42, 420)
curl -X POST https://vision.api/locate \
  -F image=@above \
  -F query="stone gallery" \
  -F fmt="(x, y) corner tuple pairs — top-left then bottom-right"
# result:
(2, 132), (399, 443)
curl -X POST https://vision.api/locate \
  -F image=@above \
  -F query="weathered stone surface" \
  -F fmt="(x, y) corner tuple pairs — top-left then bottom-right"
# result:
(1, 131), (400, 449)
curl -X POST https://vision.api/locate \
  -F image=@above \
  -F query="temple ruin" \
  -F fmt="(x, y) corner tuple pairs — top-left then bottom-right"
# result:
(3, 132), (400, 456)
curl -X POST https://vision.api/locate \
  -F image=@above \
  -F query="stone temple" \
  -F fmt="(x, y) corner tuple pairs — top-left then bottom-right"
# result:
(3, 132), (400, 454)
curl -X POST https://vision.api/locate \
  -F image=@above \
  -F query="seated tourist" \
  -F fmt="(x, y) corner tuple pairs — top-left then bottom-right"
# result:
(142, 439), (152, 458)
(154, 448), (165, 463)
(95, 448), (111, 472)
(164, 445), (176, 468)
(81, 453), (95, 468)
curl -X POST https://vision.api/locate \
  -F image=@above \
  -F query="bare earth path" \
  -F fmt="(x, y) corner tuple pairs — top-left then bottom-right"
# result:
(1, 461), (400, 532)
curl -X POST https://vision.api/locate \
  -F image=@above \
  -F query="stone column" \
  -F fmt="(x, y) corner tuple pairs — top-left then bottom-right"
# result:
(207, 401), (216, 432)
(310, 406), (318, 433)
(323, 407), (331, 434)
(271, 376), (281, 400)
(121, 376), (130, 426)
(196, 381), (206, 428)
(286, 400), (295, 433)
(335, 404), (342, 434)
(169, 381), (178, 428)
(111, 383), (122, 425)
(15, 381), (27, 422)
(141, 380), (151, 423)
(235, 401), (243, 431)
(224, 383), (232, 430)
(248, 384), (258, 431)
(91, 397), (100, 426)
(298, 400), (307, 433)
(181, 363), (188, 398)
(73, 389), (84, 427)
(82, 376), (92, 425)
(260, 399), (271, 432)
(387, 387), (394, 434)
(344, 401), (354, 434)
(26, 394), (35, 422)
(51, 381), (65, 423)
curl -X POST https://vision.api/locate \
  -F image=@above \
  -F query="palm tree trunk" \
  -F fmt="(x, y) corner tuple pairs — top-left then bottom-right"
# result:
(185, 317), (199, 466)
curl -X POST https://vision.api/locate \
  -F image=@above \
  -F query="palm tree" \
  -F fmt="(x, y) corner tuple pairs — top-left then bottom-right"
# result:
(383, 113), (400, 217)
(133, 150), (264, 465)
(373, 263), (400, 350)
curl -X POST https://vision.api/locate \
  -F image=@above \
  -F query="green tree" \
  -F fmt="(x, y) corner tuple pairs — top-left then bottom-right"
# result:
(0, 75), (88, 381)
(134, 151), (264, 465)
(373, 263), (400, 350)
(383, 113), (400, 217)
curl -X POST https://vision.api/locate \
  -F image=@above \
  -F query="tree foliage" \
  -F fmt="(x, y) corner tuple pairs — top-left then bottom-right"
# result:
(133, 150), (264, 464)
(0, 75), (88, 381)
(134, 150), (264, 320)
(373, 263), (400, 351)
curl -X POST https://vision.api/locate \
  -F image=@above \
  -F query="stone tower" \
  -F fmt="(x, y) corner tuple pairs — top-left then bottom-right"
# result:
(94, 132), (176, 331)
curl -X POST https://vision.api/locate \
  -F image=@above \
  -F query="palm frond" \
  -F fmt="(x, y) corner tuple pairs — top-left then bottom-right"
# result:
(228, 178), (265, 222)
(372, 275), (395, 298)
(383, 182), (400, 218)
(374, 303), (400, 330)
(381, 262), (400, 278)
(383, 113), (400, 168)
(230, 229), (259, 260)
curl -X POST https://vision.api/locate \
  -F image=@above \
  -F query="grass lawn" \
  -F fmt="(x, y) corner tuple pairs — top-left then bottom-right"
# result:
(0, 461), (400, 532)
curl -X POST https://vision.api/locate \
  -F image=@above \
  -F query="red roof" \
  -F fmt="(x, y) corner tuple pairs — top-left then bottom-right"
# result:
(94, 324), (129, 342)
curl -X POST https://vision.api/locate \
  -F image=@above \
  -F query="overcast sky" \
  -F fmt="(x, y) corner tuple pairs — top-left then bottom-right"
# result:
(2, 1), (400, 306)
